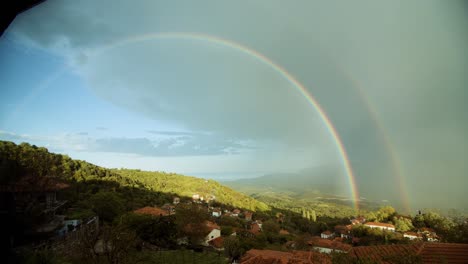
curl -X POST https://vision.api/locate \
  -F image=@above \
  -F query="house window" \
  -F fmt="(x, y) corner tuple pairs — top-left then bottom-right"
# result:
(211, 236), (214, 239)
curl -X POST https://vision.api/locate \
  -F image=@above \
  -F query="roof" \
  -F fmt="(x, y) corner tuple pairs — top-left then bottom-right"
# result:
(133, 206), (171, 216)
(308, 237), (352, 252)
(351, 243), (468, 264)
(279, 229), (290, 235)
(420, 243), (468, 263)
(420, 227), (436, 233)
(364, 222), (395, 228)
(322, 230), (333, 235)
(241, 249), (331, 264)
(209, 236), (224, 248)
(335, 225), (353, 235)
(250, 222), (261, 234)
(404, 232), (422, 237)
(205, 221), (220, 231)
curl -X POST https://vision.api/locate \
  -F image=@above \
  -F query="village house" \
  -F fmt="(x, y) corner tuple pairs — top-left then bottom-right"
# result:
(403, 231), (422, 240)
(335, 225), (353, 239)
(244, 211), (253, 221)
(231, 208), (241, 217)
(173, 197), (180, 204)
(161, 203), (175, 214)
(250, 222), (262, 235)
(203, 221), (221, 246)
(192, 194), (200, 202)
(208, 236), (224, 251)
(350, 216), (366, 225)
(364, 222), (395, 232)
(307, 237), (352, 254)
(321, 230), (334, 239)
(211, 208), (222, 217)
(419, 228), (439, 242)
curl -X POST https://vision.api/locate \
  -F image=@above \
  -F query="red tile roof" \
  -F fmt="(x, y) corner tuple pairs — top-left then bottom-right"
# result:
(133, 206), (171, 216)
(322, 230), (333, 235)
(250, 223), (261, 235)
(351, 243), (468, 264)
(205, 221), (220, 231)
(209, 236), (224, 249)
(241, 249), (331, 264)
(420, 243), (468, 263)
(352, 244), (422, 263)
(279, 229), (290, 235)
(308, 237), (352, 252)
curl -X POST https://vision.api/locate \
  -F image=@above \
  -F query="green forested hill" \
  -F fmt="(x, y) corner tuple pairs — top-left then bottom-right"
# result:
(113, 169), (269, 211)
(0, 140), (268, 211)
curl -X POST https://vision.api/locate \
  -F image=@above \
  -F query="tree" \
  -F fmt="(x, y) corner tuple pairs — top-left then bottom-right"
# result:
(262, 219), (280, 234)
(89, 191), (125, 223)
(393, 217), (414, 232)
(75, 224), (137, 264)
(311, 210), (317, 222)
(175, 204), (209, 245)
(376, 206), (396, 222)
(224, 236), (244, 263)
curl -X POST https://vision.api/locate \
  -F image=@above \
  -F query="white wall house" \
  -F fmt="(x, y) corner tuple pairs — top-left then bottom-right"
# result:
(404, 232), (422, 240)
(202, 221), (221, 246)
(364, 222), (395, 232)
(321, 231), (334, 239)
(212, 210), (222, 217)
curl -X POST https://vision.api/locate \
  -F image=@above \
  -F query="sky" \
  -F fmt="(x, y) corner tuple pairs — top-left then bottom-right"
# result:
(1, 0), (467, 211)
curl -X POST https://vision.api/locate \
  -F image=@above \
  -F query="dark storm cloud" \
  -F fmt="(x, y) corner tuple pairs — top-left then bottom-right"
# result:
(7, 0), (468, 209)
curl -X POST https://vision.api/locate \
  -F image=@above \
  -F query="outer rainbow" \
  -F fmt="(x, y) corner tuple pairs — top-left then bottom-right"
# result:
(337, 69), (412, 215)
(93, 32), (361, 211)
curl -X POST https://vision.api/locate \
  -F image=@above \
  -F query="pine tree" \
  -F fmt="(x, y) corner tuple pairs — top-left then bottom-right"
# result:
(311, 210), (317, 222)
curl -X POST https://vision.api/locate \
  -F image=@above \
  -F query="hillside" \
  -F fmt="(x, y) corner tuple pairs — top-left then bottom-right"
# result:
(223, 172), (392, 219)
(112, 169), (269, 211)
(0, 140), (269, 211)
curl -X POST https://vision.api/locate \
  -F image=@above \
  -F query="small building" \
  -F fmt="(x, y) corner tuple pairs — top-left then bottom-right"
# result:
(364, 222), (395, 232)
(335, 225), (352, 239)
(203, 221), (221, 246)
(307, 237), (352, 254)
(350, 216), (366, 225)
(250, 222), (262, 235)
(244, 211), (253, 221)
(403, 232), (422, 240)
(419, 228), (439, 242)
(209, 236), (224, 251)
(232, 209), (241, 217)
(321, 230), (334, 239)
(212, 208), (222, 217)
(173, 197), (180, 204)
(279, 229), (290, 235)
(162, 203), (175, 214)
(192, 194), (200, 201)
